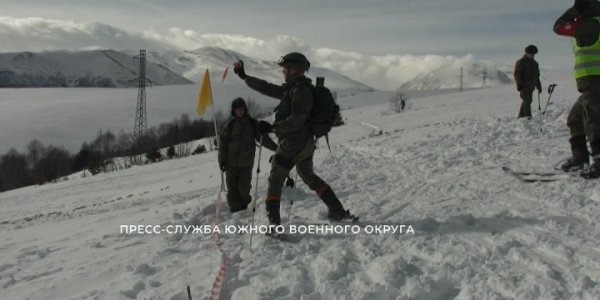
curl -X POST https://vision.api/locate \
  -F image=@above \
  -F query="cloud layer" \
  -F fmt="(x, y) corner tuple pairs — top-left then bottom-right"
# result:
(0, 17), (510, 90)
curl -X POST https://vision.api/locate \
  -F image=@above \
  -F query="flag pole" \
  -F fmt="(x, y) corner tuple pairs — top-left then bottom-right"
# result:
(207, 70), (224, 192)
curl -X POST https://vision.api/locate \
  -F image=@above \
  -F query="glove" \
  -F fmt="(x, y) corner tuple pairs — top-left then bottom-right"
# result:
(258, 120), (273, 133)
(285, 176), (295, 188)
(272, 121), (283, 135)
(537, 85), (542, 94)
(219, 161), (227, 172)
(233, 60), (247, 80)
(517, 85), (523, 92)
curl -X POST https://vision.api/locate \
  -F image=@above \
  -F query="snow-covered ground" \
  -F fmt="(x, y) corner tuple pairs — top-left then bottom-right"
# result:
(2, 70), (600, 300)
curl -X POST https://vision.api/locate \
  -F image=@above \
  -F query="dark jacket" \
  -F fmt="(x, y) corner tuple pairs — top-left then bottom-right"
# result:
(218, 115), (277, 169)
(554, 6), (600, 93)
(514, 55), (541, 92)
(244, 75), (313, 141)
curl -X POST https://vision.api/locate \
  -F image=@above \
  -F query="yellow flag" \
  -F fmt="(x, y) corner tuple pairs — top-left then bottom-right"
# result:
(197, 69), (213, 115)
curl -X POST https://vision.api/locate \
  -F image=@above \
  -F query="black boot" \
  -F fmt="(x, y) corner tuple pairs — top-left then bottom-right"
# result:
(266, 201), (281, 225)
(561, 136), (589, 171)
(581, 140), (600, 179)
(581, 159), (600, 179)
(318, 187), (353, 221)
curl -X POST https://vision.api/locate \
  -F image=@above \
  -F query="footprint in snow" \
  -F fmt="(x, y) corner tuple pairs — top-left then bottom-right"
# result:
(134, 263), (158, 276)
(120, 281), (145, 299)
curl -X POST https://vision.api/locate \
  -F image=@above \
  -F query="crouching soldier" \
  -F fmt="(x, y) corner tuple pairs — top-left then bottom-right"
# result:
(218, 97), (277, 212)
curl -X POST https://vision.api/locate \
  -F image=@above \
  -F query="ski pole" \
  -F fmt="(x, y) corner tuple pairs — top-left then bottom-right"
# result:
(249, 135), (264, 247)
(286, 172), (297, 219)
(542, 84), (557, 115)
(538, 92), (543, 132)
(285, 170), (298, 220)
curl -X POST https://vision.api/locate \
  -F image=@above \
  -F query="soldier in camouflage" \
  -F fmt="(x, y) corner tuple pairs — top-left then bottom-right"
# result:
(232, 52), (353, 225)
(218, 97), (277, 212)
(514, 45), (542, 119)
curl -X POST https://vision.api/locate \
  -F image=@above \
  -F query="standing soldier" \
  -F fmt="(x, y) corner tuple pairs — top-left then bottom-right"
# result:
(514, 45), (543, 119)
(554, 0), (600, 178)
(218, 97), (277, 212)
(232, 53), (355, 225)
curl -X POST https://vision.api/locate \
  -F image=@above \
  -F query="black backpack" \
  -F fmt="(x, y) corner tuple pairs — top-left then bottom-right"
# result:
(309, 77), (340, 152)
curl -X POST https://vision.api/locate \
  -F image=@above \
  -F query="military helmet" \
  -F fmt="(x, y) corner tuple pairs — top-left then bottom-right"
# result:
(277, 52), (310, 71)
(525, 45), (538, 54)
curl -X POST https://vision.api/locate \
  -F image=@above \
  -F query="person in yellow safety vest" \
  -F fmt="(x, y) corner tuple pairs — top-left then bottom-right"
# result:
(554, 0), (600, 178)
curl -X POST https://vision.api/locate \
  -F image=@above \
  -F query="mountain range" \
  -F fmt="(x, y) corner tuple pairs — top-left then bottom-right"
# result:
(0, 47), (512, 90)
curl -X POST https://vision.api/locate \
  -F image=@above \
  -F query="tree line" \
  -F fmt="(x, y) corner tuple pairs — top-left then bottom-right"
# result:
(0, 100), (271, 193)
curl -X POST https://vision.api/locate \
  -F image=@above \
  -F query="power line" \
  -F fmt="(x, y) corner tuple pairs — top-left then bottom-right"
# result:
(133, 50), (148, 149)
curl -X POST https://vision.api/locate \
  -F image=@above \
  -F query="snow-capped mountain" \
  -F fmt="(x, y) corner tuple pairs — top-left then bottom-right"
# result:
(0, 47), (513, 91)
(143, 46), (376, 94)
(398, 61), (512, 91)
(0, 50), (193, 87)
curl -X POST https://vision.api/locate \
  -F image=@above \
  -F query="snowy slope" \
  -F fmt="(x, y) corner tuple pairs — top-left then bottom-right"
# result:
(2, 72), (600, 299)
(0, 50), (193, 87)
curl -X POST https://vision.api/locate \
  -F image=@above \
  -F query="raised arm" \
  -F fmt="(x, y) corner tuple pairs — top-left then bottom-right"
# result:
(233, 60), (283, 99)
(245, 76), (284, 99)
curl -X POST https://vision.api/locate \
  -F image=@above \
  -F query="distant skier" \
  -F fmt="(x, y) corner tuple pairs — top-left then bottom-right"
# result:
(400, 99), (406, 112)
(232, 53), (355, 225)
(218, 97), (277, 212)
(514, 45), (542, 119)
(554, 0), (600, 178)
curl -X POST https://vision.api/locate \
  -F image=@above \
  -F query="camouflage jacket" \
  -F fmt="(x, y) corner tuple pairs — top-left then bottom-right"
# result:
(514, 55), (541, 92)
(244, 76), (313, 141)
(218, 116), (277, 168)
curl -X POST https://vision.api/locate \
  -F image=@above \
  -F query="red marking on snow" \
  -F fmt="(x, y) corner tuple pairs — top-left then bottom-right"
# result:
(209, 191), (229, 300)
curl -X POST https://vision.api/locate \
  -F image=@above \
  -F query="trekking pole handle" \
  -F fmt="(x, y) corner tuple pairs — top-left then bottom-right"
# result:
(548, 83), (557, 94)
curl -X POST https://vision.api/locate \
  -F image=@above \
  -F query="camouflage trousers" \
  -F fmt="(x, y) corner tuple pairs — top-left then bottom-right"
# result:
(225, 166), (252, 211)
(265, 138), (327, 202)
(518, 89), (534, 118)
(567, 91), (600, 144)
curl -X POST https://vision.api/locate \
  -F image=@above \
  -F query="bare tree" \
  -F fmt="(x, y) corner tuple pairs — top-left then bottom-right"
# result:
(27, 139), (45, 177)
(35, 145), (72, 183)
(115, 130), (133, 156)
(0, 148), (30, 191)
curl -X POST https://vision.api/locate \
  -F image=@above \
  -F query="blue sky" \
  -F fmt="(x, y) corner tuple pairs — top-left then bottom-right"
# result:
(0, 0), (577, 71)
